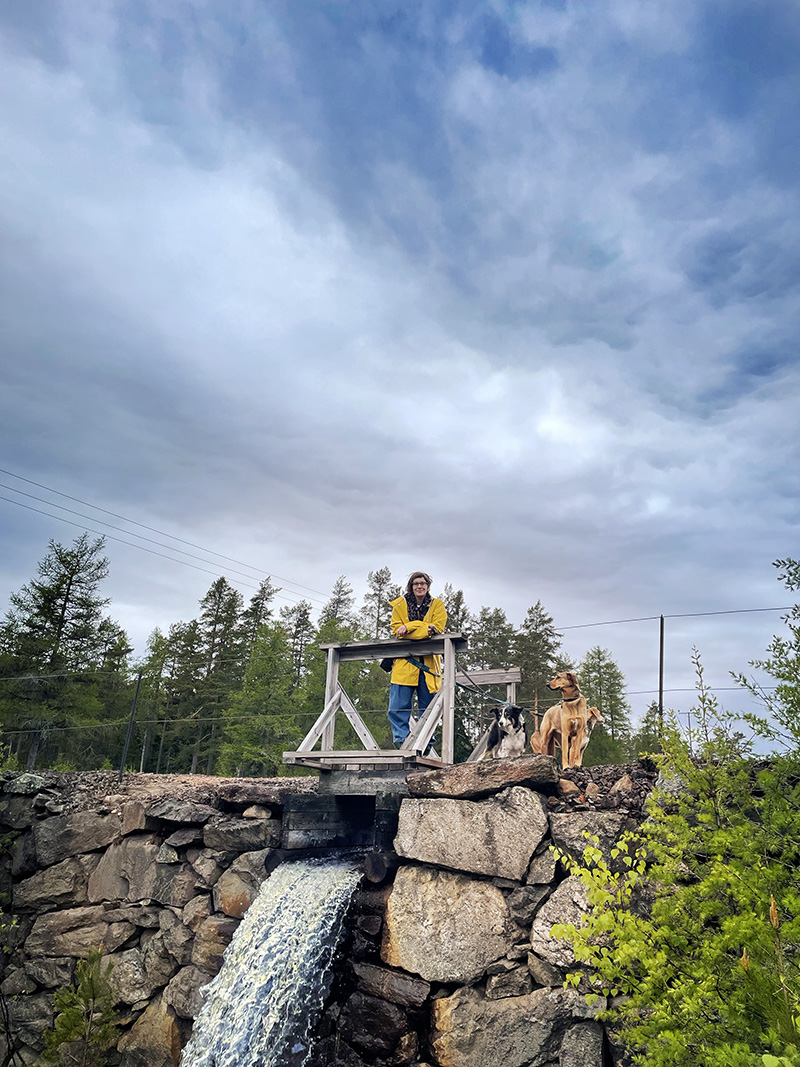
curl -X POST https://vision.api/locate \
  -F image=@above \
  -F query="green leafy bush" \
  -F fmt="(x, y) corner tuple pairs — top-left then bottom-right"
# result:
(552, 559), (800, 1067)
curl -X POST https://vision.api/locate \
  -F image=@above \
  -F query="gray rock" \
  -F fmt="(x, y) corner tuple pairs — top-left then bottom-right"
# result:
(431, 985), (604, 1067)
(163, 964), (213, 1019)
(122, 799), (147, 834)
(528, 952), (563, 987)
(507, 884), (550, 925)
(394, 787), (549, 881)
(212, 848), (271, 918)
(527, 850), (558, 884)
(24, 957), (75, 988)
(146, 798), (218, 824)
(156, 843), (180, 864)
(0, 796), (39, 830)
(25, 906), (110, 957)
(5, 992), (54, 1051)
(182, 894), (213, 931)
(13, 853), (101, 909)
(1, 968), (37, 995)
(101, 904), (162, 928)
(381, 865), (523, 984)
(203, 816), (281, 851)
(550, 813), (628, 866)
(530, 876), (590, 968)
(88, 833), (161, 902)
(33, 811), (122, 866)
(352, 961), (430, 1008)
(338, 991), (408, 1057)
(406, 755), (559, 799)
(104, 921), (138, 952)
(191, 914), (239, 973)
(560, 1021), (604, 1067)
(150, 862), (200, 908)
(187, 847), (234, 887)
(486, 966), (533, 999)
(4, 773), (47, 795)
(117, 993), (182, 1067)
(11, 830), (37, 877)
(165, 827), (203, 847)
(242, 804), (273, 819)
(107, 948), (161, 1005)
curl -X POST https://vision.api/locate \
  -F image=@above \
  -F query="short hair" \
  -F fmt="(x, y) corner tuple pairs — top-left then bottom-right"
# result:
(406, 571), (433, 595)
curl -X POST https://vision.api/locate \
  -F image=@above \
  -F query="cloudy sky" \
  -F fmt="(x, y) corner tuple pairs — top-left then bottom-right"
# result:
(1, 1), (798, 728)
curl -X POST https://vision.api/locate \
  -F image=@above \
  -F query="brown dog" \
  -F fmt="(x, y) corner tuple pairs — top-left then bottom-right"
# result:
(530, 671), (603, 768)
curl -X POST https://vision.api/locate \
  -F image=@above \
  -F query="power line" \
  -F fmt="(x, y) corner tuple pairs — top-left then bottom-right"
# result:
(0, 467), (329, 600)
(558, 606), (791, 630)
(0, 495), (317, 606)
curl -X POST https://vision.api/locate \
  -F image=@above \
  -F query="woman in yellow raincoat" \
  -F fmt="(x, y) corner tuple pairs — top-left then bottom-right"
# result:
(387, 572), (448, 746)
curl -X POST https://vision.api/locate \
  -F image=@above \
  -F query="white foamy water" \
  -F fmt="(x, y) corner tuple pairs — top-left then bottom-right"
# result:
(180, 857), (362, 1067)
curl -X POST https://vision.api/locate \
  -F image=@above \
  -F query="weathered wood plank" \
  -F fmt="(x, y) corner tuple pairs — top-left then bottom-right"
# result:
(296, 691), (341, 752)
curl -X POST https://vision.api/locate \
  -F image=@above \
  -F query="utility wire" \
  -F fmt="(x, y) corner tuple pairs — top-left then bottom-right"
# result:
(0, 467), (329, 599)
(558, 606), (791, 630)
(0, 495), (316, 606)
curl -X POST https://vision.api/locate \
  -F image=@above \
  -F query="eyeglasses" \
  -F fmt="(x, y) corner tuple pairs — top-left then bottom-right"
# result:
(412, 581), (429, 587)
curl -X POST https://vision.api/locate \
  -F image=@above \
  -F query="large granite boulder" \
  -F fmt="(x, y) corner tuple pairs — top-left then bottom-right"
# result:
(88, 834), (161, 902)
(212, 848), (272, 918)
(33, 811), (122, 867)
(163, 964), (213, 1019)
(560, 1021), (604, 1067)
(13, 853), (101, 909)
(394, 787), (549, 881)
(406, 755), (559, 799)
(381, 866), (522, 983)
(25, 906), (110, 957)
(431, 985), (605, 1067)
(529, 876), (590, 968)
(117, 993), (182, 1066)
(146, 799), (218, 824)
(191, 914), (239, 973)
(107, 948), (161, 1005)
(203, 816), (281, 851)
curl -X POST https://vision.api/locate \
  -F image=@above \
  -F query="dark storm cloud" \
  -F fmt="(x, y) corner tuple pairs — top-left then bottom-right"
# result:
(1, 0), (799, 721)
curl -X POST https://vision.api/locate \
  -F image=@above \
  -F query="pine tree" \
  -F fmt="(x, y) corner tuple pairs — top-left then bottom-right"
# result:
(239, 578), (280, 651)
(279, 601), (316, 692)
(630, 700), (662, 757)
(515, 601), (563, 711)
(319, 576), (357, 632)
(0, 535), (131, 769)
(217, 622), (299, 777)
(42, 947), (118, 1066)
(360, 567), (400, 639)
(467, 607), (516, 670)
(441, 583), (469, 633)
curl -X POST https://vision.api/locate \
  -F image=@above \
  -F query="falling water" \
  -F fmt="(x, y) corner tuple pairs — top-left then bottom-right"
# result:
(180, 857), (362, 1067)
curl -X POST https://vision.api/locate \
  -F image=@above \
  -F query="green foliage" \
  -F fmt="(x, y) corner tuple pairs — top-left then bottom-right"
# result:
(551, 565), (800, 1067)
(42, 947), (118, 1066)
(0, 534), (133, 770)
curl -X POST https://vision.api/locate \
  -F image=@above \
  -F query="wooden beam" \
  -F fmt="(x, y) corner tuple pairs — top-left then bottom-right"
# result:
(455, 668), (522, 685)
(338, 688), (380, 751)
(297, 691), (341, 753)
(401, 689), (444, 753)
(318, 632), (468, 661)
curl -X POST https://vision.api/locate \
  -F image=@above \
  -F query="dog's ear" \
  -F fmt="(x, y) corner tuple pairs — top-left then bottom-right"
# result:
(493, 707), (502, 720)
(566, 671), (577, 687)
(589, 706), (603, 721)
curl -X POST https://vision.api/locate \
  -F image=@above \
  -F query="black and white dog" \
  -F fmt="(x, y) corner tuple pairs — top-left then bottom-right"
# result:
(483, 705), (528, 759)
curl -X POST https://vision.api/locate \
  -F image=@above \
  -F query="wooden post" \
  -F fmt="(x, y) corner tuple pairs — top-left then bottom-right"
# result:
(442, 635), (456, 764)
(322, 646), (339, 751)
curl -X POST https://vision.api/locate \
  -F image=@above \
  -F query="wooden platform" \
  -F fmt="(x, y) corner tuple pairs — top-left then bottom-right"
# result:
(283, 749), (444, 772)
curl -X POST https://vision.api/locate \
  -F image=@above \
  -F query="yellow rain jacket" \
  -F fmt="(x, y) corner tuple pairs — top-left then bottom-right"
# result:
(389, 595), (448, 689)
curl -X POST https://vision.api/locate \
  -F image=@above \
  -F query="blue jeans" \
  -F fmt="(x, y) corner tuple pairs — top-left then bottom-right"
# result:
(388, 675), (434, 745)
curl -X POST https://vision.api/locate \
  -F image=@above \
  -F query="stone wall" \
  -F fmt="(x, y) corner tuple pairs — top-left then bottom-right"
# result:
(0, 760), (657, 1067)
(0, 771), (314, 1066)
(308, 757), (657, 1067)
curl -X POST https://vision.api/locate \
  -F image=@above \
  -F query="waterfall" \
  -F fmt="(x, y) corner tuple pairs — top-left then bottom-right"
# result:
(180, 856), (362, 1067)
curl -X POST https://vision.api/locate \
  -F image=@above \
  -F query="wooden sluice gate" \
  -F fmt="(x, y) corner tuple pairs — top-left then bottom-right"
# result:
(278, 634), (521, 865)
